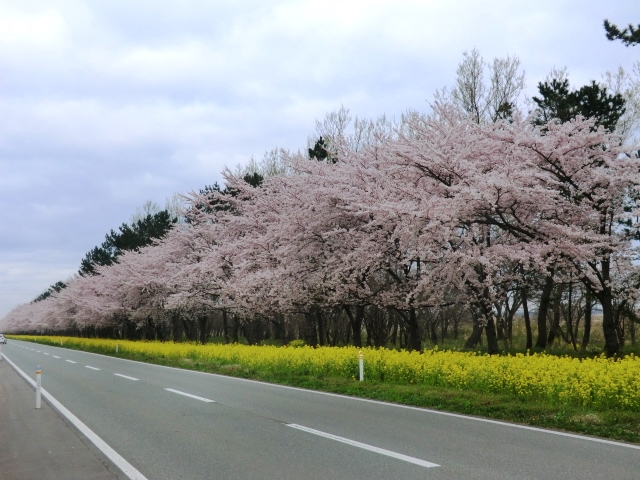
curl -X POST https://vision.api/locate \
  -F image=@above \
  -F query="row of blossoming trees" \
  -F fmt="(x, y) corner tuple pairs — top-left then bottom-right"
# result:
(2, 106), (639, 356)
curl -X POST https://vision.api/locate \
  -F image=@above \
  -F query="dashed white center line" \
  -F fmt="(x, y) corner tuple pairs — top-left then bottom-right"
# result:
(85, 366), (100, 371)
(53, 355), (61, 359)
(114, 373), (139, 381)
(66, 360), (77, 364)
(36, 350), (41, 353)
(165, 388), (215, 403)
(43, 353), (50, 355)
(286, 424), (440, 468)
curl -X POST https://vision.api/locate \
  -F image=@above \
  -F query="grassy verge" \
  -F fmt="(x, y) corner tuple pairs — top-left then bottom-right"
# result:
(10, 335), (640, 444)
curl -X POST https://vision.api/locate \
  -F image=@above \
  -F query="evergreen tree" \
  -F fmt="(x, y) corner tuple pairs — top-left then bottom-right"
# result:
(308, 136), (331, 162)
(604, 19), (640, 47)
(533, 78), (626, 133)
(33, 281), (67, 302)
(80, 210), (176, 275)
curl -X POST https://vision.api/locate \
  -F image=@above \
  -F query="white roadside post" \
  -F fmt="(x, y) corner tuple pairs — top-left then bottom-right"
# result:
(116, 343), (119, 353)
(358, 350), (364, 382)
(36, 365), (42, 409)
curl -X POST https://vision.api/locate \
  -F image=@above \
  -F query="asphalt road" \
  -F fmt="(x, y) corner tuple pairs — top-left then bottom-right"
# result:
(2, 339), (639, 480)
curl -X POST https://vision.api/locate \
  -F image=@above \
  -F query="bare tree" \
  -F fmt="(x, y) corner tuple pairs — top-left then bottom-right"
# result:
(602, 63), (640, 146)
(235, 147), (293, 180)
(165, 193), (187, 223)
(130, 200), (161, 225)
(448, 48), (526, 124)
(309, 104), (395, 159)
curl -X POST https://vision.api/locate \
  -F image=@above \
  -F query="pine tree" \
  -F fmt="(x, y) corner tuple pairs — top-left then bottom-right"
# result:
(533, 78), (625, 133)
(604, 19), (640, 47)
(79, 210), (176, 275)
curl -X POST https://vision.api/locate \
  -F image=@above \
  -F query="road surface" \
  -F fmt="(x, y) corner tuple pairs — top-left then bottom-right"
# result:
(2, 339), (638, 479)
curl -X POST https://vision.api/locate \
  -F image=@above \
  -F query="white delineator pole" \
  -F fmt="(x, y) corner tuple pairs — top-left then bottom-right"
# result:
(36, 365), (42, 409)
(358, 350), (364, 382)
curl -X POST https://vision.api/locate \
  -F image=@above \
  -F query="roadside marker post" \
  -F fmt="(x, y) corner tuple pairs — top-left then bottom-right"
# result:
(36, 365), (42, 409)
(116, 343), (119, 353)
(359, 350), (364, 381)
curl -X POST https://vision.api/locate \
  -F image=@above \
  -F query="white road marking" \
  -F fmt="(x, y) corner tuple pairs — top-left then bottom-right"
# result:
(85, 366), (100, 371)
(165, 388), (215, 403)
(36, 350), (41, 353)
(114, 373), (139, 381)
(287, 424), (440, 468)
(1, 353), (149, 480)
(66, 360), (77, 364)
(43, 353), (50, 355)
(53, 355), (61, 359)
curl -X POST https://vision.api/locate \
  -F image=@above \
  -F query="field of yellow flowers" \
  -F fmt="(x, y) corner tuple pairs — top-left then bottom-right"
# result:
(16, 335), (640, 411)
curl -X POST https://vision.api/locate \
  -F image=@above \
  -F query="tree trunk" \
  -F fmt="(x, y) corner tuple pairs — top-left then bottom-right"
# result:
(406, 307), (422, 352)
(172, 315), (182, 342)
(465, 314), (484, 349)
(614, 306), (625, 348)
(390, 315), (398, 347)
(600, 294), (620, 357)
(547, 285), (562, 346)
(506, 310), (514, 347)
(427, 318), (438, 344)
(476, 285), (499, 354)
(316, 308), (326, 347)
(566, 281), (578, 351)
(222, 309), (230, 344)
(581, 291), (592, 350)
(181, 319), (196, 342)
(304, 312), (318, 347)
(271, 315), (284, 342)
(232, 315), (239, 343)
(484, 315), (500, 354)
(344, 305), (364, 347)
(495, 302), (505, 341)
(395, 308), (421, 351)
(522, 287), (532, 350)
(535, 274), (554, 349)
(599, 260), (620, 357)
(199, 315), (208, 345)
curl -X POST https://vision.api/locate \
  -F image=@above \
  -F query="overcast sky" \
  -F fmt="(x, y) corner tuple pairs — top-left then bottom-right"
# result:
(0, 0), (637, 319)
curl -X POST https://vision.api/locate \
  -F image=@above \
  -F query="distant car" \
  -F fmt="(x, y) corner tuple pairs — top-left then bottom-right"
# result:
(0, 334), (6, 344)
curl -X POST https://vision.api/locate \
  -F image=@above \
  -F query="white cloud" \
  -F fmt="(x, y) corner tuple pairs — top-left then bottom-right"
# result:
(0, 251), (78, 318)
(0, 7), (69, 49)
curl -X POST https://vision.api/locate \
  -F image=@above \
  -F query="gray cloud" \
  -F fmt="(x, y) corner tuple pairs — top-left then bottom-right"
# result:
(0, 0), (637, 317)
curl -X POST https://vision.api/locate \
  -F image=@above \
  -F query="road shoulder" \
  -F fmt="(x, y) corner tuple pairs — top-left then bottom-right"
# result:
(0, 353), (123, 480)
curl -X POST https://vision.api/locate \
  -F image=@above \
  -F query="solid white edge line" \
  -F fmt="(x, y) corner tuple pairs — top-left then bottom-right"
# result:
(85, 366), (101, 371)
(9, 340), (640, 450)
(1, 352), (149, 480)
(164, 388), (215, 403)
(114, 373), (139, 381)
(287, 423), (439, 468)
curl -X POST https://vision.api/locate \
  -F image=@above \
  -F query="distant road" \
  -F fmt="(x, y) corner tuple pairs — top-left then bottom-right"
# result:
(2, 339), (638, 480)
